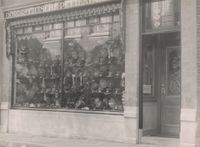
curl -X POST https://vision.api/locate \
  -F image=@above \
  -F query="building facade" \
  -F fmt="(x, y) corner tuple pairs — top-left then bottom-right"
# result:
(0, 0), (199, 147)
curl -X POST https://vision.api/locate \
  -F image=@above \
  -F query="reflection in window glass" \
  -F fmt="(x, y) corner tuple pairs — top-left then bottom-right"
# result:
(44, 24), (53, 31)
(167, 48), (181, 95)
(100, 16), (112, 23)
(143, 0), (180, 31)
(113, 15), (120, 22)
(75, 19), (86, 27)
(24, 27), (32, 34)
(93, 24), (110, 33)
(13, 13), (124, 112)
(66, 28), (81, 36)
(66, 21), (75, 28)
(33, 25), (43, 32)
(16, 28), (23, 35)
(89, 17), (99, 24)
(15, 32), (62, 108)
(143, 45), (154, 96)
(49, 30), (62, 38)
(53, 23), (63, 29)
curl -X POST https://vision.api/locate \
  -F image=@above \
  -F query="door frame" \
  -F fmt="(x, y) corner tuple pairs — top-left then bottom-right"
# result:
(140, 33), (181, 138)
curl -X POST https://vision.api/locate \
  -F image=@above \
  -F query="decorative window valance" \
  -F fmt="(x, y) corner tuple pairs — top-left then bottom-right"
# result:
(6, 1), (123, 57)
(7, 2), (121, 28)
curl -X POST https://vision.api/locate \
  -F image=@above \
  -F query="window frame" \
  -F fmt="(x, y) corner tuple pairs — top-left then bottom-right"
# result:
(11, 13), (125, 113)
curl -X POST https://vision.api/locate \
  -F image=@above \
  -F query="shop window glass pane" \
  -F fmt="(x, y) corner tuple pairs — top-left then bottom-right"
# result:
(75, 19), (86, 27)
(13, 13), (124, 112)
(66, 21), (75, 28)
(16, 28), (23, 35)
(98, 24), (110, 32)
(166, 47), (181, 95)
(100, 16), (112, 23)
(113, 15), (120, 22)
(62, 20), (124, 112)
(49, 30), (62, 38)
(143, 0), (180, 31)
(143, 45), (155, 96)
(53, 23), (63, 29)
(88, 17), (99, 24)
(91, 24), (110, 34)
(44, 24), (53, 31)
(33, 25), (43, 32)
(15, 31), (62, 108)
(24, 27), (32, 34)
(66, 28), (81, 36)
(112, 23), (120, 38)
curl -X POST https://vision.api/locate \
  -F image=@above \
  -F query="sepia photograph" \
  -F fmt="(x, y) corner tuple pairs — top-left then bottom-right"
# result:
(0, 0), (199, 147)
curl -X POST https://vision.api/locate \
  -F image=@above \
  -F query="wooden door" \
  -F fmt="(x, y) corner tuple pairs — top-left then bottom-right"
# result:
(160, 46), (181, 137)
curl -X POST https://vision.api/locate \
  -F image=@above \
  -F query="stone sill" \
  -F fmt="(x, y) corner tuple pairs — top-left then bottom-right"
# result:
(11, 107), (124, 116)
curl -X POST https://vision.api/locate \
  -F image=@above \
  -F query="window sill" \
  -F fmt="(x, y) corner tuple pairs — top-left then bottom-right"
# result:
(11, 107), (124, 116)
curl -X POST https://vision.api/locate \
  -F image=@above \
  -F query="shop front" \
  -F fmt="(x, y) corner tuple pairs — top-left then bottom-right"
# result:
(0, 0), (199, 146)
(1, 0), (135, 143)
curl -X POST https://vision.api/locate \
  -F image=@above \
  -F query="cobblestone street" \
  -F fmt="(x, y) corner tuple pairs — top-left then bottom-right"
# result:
(0, 133), (179, 147)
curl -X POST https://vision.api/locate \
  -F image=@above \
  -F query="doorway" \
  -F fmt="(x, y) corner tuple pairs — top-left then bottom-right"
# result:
(142, 32), (181, 138)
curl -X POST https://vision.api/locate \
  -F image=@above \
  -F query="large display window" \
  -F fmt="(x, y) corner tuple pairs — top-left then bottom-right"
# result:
(11, 10), (125, 112)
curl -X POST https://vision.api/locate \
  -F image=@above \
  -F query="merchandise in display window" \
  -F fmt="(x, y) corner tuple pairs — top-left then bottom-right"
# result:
(13, 14), (125, 112)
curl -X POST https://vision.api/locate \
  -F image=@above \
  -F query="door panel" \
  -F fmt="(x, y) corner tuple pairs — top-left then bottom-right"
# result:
(161, 46), (181, 137)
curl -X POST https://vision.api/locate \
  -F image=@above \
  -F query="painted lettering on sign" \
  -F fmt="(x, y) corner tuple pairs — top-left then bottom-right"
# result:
(5, 0), (115, 19)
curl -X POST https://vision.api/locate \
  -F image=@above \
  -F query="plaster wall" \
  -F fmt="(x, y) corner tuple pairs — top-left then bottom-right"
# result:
(180, 0), (198, 147)
(123, 0), (140, 143)
(0, 10), (3, 103)
(196, 0), (200, 146)
(8, 110), (126, 142)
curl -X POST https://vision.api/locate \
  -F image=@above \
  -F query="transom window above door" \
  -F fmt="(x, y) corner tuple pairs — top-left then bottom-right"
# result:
(142, 0), (180, 33)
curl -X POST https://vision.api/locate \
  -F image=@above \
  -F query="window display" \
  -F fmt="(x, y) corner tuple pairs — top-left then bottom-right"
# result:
(13, 14), (125, 112)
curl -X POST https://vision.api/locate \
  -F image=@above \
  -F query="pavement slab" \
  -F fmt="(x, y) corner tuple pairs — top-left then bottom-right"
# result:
(0, 133), (179, 147)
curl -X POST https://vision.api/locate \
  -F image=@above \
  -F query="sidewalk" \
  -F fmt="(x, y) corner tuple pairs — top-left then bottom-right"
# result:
(0, 133), (179, 147)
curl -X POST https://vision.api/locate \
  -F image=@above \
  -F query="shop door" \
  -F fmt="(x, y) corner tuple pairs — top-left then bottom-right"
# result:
(160, 46), (181, 137)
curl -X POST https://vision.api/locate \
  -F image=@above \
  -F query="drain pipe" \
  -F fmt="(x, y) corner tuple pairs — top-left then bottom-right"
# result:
(138, 0), (144, 144)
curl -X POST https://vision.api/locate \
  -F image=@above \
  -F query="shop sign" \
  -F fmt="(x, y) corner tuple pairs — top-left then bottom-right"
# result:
(5, 0), (115, 19)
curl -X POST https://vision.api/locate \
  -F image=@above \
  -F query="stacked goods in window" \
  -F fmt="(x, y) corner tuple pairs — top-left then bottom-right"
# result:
(16, 38), (46, 107)
(14, 14), (125, 112)
(62, 35), (125, 112)
(16, 32), (62, 108)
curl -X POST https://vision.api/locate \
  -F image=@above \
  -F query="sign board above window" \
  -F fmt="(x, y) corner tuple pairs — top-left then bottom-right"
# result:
(5, 0), (118, 19)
